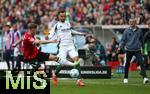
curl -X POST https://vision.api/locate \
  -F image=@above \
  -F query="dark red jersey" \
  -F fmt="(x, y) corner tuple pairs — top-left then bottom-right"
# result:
(22, 32), (39, 60)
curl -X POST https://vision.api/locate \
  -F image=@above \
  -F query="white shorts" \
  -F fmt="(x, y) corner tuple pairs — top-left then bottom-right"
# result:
(57, 46), (78, 59)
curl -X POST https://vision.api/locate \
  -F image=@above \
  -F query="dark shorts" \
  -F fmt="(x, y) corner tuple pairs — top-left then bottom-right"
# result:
(36, 52), (50, 62)
(25, 52), (50, 69)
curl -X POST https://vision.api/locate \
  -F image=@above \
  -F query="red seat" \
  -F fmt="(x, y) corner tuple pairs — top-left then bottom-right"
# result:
(107, 61), (120, 69)
(129, 63), (137, 71)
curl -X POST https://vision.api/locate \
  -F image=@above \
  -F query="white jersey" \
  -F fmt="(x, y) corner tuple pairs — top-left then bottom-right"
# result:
(48, 21), (84, 58)
(50, 21), (74, 47)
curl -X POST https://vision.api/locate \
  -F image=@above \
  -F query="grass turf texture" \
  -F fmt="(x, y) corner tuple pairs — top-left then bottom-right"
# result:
(50, 70), (150, 94)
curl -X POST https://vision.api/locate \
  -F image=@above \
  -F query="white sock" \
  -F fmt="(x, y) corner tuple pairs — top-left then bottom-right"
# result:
(57, 58), (75, 66)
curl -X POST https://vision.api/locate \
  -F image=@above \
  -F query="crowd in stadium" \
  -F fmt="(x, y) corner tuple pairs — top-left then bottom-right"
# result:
(102, 0), (150, 25)
(0, 0), (150, 29)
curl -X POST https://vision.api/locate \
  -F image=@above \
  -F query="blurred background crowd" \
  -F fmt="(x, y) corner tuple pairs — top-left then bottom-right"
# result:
(0, 0), (150, 31)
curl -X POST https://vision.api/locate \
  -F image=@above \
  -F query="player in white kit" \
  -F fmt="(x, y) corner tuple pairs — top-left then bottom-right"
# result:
(50, 9), (86, 86)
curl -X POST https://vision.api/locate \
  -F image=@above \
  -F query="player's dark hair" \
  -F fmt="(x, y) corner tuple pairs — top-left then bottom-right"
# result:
(28, 23), (37, 29)
(58, 9), (65, 15)
(112, 37), (116, 41)
(56, 8), (66, 21)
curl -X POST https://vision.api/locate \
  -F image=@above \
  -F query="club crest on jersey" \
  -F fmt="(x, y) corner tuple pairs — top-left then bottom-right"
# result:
(61, 28), (70, 31)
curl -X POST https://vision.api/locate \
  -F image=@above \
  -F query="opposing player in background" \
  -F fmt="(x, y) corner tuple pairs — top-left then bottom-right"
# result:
(144, 22), (150, 66)
(49, 9), (86, 86)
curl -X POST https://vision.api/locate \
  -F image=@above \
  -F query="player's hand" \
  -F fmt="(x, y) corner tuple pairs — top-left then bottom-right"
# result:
(112, 52), (116, 56)
(34, 39), (40, 44)
(12, 43), (17, 48)
(117, 47), (121, 53)
(83, 33), (88, 36)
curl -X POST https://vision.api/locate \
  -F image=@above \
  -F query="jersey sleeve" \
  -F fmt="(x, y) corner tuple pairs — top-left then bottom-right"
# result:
(48, 23), (60, 40)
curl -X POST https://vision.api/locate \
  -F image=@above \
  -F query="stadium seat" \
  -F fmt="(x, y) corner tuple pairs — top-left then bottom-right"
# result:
(129, 63), (137, 71)
(107, 61), (120, 69)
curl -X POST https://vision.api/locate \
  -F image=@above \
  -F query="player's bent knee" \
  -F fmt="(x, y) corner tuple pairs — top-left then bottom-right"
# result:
(72, 56), (80, 62)
(49, 54), (58, 61)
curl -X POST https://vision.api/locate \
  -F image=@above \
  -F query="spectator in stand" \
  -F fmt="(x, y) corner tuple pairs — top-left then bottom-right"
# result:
(82, 35), (106, 66)
(107, 37), (119, 62)
(143, 0), (150, 13)
(94, 37), (107, 66)
(82, 35), (96, 66)
(2, 22), (14, 70)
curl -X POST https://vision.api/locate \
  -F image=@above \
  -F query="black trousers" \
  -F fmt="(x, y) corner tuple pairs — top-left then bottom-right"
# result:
(15, 54), (24, 70)
(124, 50), (147, 78)
(4, 50), (14, 70)
(16, 54), (44, 70)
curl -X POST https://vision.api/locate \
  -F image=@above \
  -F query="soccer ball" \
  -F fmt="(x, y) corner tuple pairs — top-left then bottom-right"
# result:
(70, 69), (79, 78)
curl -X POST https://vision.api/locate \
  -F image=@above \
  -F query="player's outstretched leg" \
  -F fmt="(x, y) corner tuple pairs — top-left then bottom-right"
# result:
(52, 69), (58, 86)
(51, 61), (80, 86)
(74, 60), (85, 86)
(49, 54), (79, 86)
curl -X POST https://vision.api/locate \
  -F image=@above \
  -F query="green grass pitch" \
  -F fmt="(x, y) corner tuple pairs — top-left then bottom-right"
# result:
(50, 70), (150, 94)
